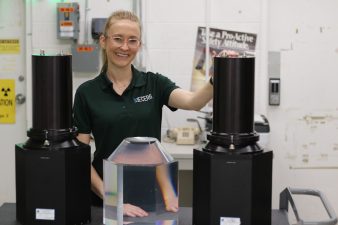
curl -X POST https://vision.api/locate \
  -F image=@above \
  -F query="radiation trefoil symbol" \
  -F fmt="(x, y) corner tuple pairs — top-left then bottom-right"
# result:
(1, 88), (11, 97)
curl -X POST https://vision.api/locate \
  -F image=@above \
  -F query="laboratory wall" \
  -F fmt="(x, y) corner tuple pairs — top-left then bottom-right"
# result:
(25, 0), (266, 131)
(267, 0), (338, 220)
(0, 0), (337, 220)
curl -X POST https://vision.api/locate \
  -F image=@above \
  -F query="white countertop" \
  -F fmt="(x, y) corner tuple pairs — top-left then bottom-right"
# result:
(162, 142), (202, 158)
(161, 142), (205, 170)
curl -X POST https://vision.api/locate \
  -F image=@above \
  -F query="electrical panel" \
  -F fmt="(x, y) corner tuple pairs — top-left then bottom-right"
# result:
(71, 44), (100, 73)
(57, 3), (80, 40)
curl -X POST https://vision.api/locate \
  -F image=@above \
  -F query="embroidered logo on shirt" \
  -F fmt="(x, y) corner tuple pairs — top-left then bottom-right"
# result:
(133, 94), (153, 103)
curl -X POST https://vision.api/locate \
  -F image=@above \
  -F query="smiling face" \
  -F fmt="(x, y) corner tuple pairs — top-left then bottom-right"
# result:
(100, 19), (141, 69)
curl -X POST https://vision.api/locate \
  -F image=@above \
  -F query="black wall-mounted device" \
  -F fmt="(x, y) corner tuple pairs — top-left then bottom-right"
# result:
(269, 78), (281, 106)
(91, 18), (107, 40)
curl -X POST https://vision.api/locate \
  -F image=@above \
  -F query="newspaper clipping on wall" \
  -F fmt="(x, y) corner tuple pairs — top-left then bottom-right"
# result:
(191, 27), (257, 92)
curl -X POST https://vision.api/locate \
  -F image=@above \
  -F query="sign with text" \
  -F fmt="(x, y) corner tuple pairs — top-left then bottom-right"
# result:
(191, 27), (257, 91)
(0, 39), (20, 54)
(0, 79), (15, 123)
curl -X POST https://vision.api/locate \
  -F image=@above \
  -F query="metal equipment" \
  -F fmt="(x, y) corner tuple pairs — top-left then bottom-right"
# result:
(57, 3), (80, 40)
(280, 187), (337, 225)
(193, 56), (273, 225)
(15, 53), (91, 225)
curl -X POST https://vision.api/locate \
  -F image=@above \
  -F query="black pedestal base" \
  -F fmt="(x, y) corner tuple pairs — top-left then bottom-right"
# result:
(193, 148), (273, 225)
(15, 142), (91, 225)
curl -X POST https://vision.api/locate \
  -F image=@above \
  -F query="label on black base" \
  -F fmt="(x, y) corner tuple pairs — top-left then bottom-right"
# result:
(36, 208), (55, 220)
(220, 217), (241, 225)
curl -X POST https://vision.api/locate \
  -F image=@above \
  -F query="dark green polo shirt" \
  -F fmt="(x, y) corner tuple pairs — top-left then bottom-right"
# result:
(73, 65), (178, 177)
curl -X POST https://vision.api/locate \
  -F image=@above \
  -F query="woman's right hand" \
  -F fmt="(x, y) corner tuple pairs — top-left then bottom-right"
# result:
(123, 203), (148, 217)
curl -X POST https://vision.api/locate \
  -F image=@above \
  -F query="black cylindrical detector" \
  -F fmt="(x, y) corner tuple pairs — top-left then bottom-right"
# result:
(213, 56), (255, 135)
(32, 54), (72, 130)
(17, 53), (91, 225)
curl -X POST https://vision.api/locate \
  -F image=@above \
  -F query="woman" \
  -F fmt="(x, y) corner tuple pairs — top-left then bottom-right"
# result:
(73, 10), (214, 217)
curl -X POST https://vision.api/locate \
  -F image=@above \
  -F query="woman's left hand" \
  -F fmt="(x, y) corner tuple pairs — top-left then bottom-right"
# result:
(123, 203), (148, 217)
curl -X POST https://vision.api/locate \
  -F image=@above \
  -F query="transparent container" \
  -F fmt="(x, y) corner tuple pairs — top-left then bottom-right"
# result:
(103, 137), (179, 225)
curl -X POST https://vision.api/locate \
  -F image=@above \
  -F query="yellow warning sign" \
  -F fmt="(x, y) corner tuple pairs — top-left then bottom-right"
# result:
(0, 79), (15, 123)
(0, 39), (20, 54)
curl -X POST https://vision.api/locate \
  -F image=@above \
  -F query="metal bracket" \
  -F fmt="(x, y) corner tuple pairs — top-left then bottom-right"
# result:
(279, 187), (337, 225)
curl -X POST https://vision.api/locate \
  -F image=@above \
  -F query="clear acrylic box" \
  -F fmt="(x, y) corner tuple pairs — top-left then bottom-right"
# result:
(103, 137), (179, 225)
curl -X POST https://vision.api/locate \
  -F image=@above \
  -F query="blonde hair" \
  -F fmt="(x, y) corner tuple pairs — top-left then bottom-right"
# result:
(100, 10), (141, 73)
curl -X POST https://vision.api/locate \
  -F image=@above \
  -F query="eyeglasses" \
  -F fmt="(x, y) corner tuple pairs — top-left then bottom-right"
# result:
(106, 35), (140, 49)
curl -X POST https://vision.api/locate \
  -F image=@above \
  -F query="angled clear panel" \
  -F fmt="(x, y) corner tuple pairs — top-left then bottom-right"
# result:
(103, 137), (178, 225)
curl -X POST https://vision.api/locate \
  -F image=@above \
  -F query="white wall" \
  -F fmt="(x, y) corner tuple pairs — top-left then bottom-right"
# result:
(267, 0), (338, 219)
(1, 0), (337, 219)
(26, 0), (265, 132)
(0, 0), (27, 206)
(144, 0), (208, 130)
(26, 0), (265, 133)
(143, 0), (265, 131)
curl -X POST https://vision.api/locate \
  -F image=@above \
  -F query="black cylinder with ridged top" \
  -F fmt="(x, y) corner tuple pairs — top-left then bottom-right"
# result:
(194, 56), (273, 225)
(206, 56), (260, 152)
(15, 52), (91, 225)
(32, 54), (72, 130)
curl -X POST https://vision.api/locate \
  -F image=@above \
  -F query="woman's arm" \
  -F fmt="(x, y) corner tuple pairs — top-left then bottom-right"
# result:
(77, 133), (104, 199)
(168, 81), (213, 111)
(90, 166), (104, 199)
(168, 51), (240, 111)
(77, 133), (148, 217)
(156, 165), (178, 212)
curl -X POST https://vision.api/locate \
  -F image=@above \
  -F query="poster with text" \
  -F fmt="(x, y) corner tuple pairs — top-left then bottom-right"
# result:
(191, 27), (257, 92)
